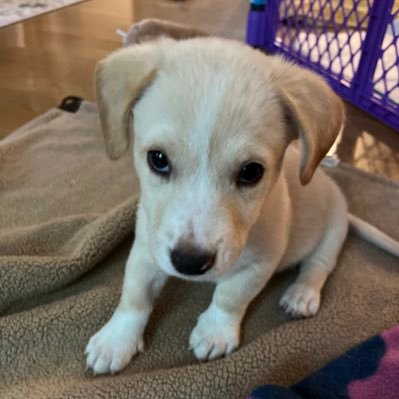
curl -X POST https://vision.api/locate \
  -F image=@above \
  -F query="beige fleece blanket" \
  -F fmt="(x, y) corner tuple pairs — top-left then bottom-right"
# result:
(0, 102), (398, 399)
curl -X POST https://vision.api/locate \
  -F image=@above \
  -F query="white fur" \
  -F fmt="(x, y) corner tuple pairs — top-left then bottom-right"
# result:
(85, 311), (146, 375)
(86, 25), (399, 375)
(189, 302), (240, 361)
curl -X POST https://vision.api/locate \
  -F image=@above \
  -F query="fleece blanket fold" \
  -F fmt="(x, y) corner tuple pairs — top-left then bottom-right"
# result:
(0, 102), (398, 399)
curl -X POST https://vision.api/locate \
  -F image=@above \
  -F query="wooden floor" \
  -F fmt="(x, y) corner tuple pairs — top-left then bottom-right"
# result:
(0, 0), (398, 180)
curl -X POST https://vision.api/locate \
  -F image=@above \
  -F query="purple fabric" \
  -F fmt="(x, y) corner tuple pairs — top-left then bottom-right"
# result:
(348, 326), (399, 399)
(247, 324), (399, 399)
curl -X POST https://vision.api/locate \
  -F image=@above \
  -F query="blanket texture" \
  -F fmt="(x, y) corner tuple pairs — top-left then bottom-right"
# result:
(0, 101), (398, 399)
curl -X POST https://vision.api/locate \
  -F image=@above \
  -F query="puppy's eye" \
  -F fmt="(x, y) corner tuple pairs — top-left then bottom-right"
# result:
(237, 162), (264, 186)
(147, 150), (171, 177)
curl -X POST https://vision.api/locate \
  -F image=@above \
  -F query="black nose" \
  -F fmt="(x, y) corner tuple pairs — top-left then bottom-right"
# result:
(170, 245), (216, 275)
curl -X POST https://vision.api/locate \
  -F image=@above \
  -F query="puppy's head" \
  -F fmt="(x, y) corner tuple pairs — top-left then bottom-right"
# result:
(96, 38), (344, 280)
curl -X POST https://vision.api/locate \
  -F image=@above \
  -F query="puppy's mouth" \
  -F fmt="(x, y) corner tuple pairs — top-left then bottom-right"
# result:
(152, 233), (244, 281)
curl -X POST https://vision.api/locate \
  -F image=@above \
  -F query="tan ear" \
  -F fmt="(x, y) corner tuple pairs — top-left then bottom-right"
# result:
(95, 43), (163, 159)
(272, 59), (345, 184)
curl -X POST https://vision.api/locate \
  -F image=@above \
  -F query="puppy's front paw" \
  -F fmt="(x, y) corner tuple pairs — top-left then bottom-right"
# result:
(279, 282), (321, 318)
(189, 305), (240, 361)
(85, 312), (146, 375)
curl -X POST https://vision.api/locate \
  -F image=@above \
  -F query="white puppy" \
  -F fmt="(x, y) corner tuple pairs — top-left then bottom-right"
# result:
(85, 30), (399, 375)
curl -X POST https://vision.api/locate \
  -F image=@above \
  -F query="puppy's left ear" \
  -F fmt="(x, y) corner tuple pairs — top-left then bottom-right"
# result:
(272, 59), (345, 185)
(96, 41), (168, 160)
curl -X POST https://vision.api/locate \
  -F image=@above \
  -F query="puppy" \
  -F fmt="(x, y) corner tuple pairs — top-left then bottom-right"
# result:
(85, 22), (399, 375)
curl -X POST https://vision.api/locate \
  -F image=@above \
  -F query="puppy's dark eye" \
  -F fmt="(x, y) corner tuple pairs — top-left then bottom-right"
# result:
(147, 150), (171, 177)
(237, 162), (264, 186)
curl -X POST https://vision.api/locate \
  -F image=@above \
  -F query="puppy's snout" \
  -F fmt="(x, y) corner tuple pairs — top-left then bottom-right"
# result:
(170, 243), (216, 276)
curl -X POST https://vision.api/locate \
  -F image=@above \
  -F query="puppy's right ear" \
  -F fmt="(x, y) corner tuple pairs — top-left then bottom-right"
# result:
(270, 58), (345, 185)
(96, 43), (164, 159)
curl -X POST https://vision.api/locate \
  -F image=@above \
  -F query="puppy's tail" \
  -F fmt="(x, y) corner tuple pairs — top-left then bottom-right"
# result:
(349, 213), (399, 257)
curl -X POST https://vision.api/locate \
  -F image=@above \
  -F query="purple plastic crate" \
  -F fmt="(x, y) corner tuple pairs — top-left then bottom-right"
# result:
(247, 0), (399, 132)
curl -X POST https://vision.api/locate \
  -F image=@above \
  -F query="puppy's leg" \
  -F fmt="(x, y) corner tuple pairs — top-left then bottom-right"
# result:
(189, 261), (276, 361)
(85, 238), (167, 375)
(280, 198), (348, 318)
